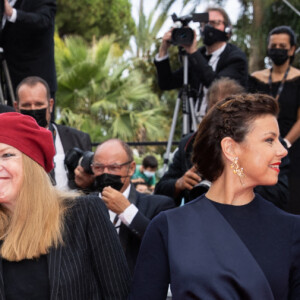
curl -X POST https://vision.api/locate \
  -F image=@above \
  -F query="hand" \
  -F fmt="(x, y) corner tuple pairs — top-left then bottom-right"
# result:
(158, 28), (173, 58)
(131, 178), (145, 184)
(102, 186), (131, 214)
(4, 0), (13, 17)
(74, 165), (95, 189)
(175, 166), (202, 193)
(181, 29), (198, 54)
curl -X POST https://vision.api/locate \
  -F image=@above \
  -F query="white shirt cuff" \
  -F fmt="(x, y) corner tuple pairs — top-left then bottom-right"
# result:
(118, 204), (138, 226)
(155, 53), (169, 62)
(7, 8), (17, 23)
(283, 138), (292, 148)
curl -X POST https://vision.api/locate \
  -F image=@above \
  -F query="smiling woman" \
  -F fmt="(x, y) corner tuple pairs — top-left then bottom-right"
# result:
(0, 113), (131, 299)
(0, 146), (23, 211)
(129, 94), (300, 300)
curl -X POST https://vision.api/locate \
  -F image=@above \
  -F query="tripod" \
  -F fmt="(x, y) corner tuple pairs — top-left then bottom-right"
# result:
(0, 47), (15, 105)
(163, 48), (199, 173)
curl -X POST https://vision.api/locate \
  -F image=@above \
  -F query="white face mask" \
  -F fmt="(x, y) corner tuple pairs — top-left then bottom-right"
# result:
(143, 170), (155, 178)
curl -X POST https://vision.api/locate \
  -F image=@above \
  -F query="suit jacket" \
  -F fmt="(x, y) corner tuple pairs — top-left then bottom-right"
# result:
(117, 186), (175, 275)
(53, 123), (92, 189)
(155, 133), (194, 206)
(155, 133), (290, 210)
(55, 123), (92, 154)
(154, 43), (248, 91)
(0, 196), (131, 300)
(0, 0), (57, 103)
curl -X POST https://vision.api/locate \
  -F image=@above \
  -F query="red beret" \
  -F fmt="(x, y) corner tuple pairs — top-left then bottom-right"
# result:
(0, 112), (55, 172)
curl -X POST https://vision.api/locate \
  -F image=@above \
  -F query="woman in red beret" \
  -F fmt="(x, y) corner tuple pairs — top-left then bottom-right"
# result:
(0, 112), (131, 299)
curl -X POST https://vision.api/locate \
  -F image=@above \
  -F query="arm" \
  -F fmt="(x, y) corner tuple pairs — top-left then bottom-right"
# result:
(188, 45), (248, 88)
(154, 148), (185, 203)
(87, 197), (131, 299)
(128, 194), (175, 238)
(129, 213), (170, 300)
(155, 135), (199, 205)
(284, 108), (300, 145)
(10, 0), (56, 31)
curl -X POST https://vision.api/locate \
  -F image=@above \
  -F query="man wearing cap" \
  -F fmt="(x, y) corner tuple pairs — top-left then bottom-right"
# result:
(14, 76), (92, 191)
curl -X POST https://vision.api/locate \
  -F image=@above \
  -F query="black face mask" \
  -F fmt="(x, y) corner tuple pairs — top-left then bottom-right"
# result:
(20, 108), (48, 128)
(201, 25), (228, 46)
(267, 48), (289, 66)
(94, 173), (124, 193)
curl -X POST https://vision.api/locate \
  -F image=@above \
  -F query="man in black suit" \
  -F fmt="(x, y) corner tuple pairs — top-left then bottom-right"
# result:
(14, 76), (92, 190)
(1, 0), (56, 106)
(78, 139), (175, 274)
(155, 6), (247, 123)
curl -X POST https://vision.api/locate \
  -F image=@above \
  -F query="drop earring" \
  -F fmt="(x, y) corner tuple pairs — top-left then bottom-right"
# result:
(230, 157), (244, 185)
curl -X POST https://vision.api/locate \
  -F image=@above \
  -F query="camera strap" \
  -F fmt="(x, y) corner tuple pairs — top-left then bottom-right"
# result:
(268, 66), (290, 101)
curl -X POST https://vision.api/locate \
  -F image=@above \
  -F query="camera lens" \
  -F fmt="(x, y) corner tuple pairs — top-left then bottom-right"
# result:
(171, 27), (194, 46)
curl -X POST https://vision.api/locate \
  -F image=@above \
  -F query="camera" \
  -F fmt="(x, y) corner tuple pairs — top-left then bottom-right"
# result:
(64, 147), (94, 177)
(171, 12), (209, 46)
(189, 179), (211, 200)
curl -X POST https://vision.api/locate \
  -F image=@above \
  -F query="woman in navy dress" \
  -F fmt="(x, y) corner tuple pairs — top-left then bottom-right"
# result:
(129, 93), (300, 300)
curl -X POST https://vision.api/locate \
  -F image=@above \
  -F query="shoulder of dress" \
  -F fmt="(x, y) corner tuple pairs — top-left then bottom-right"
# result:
(250, 69), (269, 83)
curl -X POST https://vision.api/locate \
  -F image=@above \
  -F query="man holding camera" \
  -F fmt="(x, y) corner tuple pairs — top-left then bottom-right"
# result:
(14, 76), (92, 191)
(155, 6), (248, 122)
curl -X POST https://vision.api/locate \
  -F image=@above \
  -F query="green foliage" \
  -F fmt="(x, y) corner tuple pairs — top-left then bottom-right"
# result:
(55, 34), (170, 144)
(56, 0), (135, 46)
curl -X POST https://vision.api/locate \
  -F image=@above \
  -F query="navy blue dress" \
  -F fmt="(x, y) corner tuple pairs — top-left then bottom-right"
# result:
(129, 194), (300, 299)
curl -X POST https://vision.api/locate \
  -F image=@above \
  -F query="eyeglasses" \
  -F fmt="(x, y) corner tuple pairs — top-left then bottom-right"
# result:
(91, 160), (132, 173)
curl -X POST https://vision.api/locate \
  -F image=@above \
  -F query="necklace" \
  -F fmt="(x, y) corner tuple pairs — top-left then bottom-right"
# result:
(268, 66), (290, 101)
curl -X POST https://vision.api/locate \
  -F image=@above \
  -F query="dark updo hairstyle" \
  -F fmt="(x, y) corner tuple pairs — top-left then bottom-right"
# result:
(267, 25), (297, 63)
(192, 93), (279, 182)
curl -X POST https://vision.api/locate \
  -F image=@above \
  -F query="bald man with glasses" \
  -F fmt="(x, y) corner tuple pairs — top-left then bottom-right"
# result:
(75, 139), (175, 275)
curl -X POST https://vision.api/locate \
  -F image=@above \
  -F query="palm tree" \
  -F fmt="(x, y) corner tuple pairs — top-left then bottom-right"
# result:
(55, 34), (170, 143)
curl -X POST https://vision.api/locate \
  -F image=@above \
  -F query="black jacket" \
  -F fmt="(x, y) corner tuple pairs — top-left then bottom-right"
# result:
(0, 196), (131, 299)
(108, 185), (175, 275)
(0, 0), (57, 102)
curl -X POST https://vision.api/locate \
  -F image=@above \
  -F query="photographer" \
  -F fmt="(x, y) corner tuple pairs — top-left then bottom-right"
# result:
(155, 6), (248, 121)
(1, 0), (56, 106)
(14, 76), (92, 191)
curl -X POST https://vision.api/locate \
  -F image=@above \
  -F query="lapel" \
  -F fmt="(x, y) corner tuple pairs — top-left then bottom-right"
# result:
(216, 43), (229, 71)
(52, 123), (68, 153)
(118, 185), (137, 251)
(47, 245), (63, 300)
